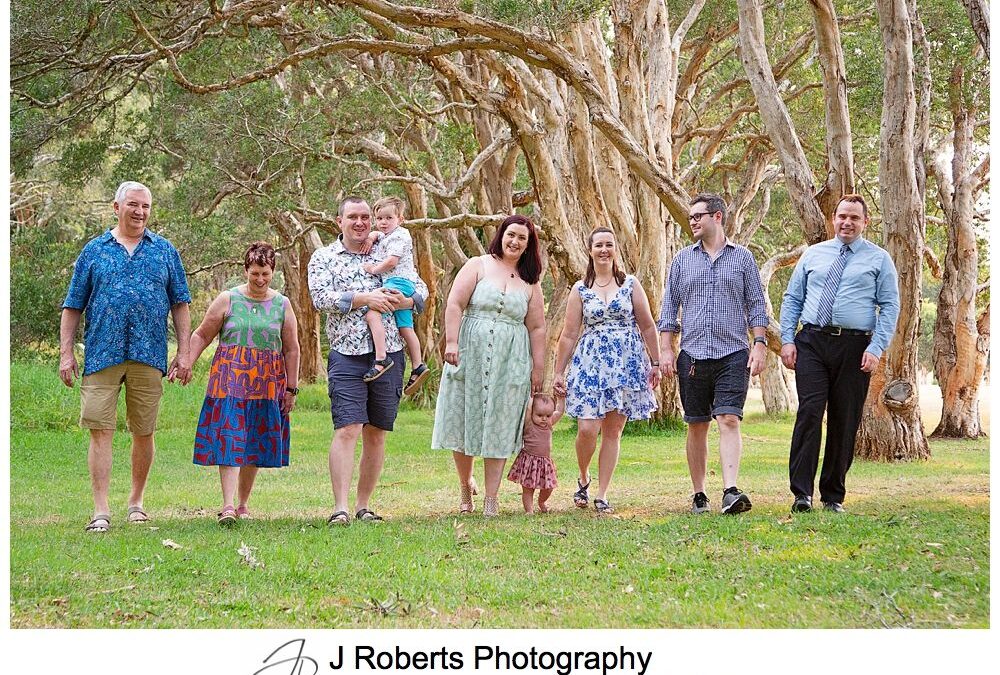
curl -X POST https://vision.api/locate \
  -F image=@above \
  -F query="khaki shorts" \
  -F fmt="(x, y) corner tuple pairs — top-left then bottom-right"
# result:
(80, 361), (164, 435)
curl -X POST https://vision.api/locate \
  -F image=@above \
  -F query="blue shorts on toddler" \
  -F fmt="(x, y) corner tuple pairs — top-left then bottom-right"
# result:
(382, 276), (416, 329)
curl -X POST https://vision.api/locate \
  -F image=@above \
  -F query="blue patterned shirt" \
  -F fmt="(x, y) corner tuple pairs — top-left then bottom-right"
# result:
(658, 240), (770, 360)
(63, 229), (191, 375)
(779, 236), (900, 357)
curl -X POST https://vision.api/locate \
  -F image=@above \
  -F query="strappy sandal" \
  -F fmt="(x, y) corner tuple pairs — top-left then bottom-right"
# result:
(126, 506), (149, 524)
(85, 514), (111, 533)
(218, 506), (237, 527)
(483, 495), (500, 518)
(355, 508), (384, 522)
(404, 363), (430, 396)
(594, 498), (614, 514)
(327, 510), (350, 527)
(236, 506), (251, 520)
(459, 482), (476, 514)
(573, 478), (591, 509)
(362, 358), (395, 382)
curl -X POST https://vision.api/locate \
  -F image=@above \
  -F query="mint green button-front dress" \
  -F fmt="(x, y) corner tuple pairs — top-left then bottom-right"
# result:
(431, 278), (532, 458)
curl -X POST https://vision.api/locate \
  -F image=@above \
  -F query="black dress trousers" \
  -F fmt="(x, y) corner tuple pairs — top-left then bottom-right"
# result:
(788, 328), (872, 503)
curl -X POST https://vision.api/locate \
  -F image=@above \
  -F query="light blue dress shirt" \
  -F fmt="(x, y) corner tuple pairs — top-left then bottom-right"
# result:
(779, 236), (900, 357)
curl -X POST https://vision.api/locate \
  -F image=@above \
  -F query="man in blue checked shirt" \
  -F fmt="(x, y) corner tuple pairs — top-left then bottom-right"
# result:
(779, 194), (899, 514)
(59, 181), (192, 533)
(659, 193), (770, 515)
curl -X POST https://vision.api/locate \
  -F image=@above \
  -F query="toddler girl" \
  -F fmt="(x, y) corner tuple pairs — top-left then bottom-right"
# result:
(507, 393), (564, 514)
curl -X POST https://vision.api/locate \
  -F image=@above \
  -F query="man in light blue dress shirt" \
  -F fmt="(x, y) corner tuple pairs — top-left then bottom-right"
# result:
(779, 194), (900, 513)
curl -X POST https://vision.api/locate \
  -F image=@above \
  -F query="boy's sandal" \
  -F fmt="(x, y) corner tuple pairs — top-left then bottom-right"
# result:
(218, 506), (237, 526)
(362, 358), (395, 383)
(236, 505), (251, 520)
(355, 508), (384, 522)
(573, 479), (591, 508)
(126, 506), (150, 524)
(85, 514), (111, 533)
(403, 363), (430, 396)
(327, 511), (350, 527)
(594, 498), (613, 514)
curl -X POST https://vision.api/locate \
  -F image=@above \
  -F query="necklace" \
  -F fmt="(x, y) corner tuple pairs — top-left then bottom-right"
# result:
(595, 277), (614, 288)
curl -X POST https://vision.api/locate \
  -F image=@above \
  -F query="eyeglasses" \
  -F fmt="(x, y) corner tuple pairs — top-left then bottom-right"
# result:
(689, 210), (718, 223)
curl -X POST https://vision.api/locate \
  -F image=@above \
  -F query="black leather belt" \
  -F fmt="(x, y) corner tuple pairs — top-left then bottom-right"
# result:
(802, 323), (873, 337)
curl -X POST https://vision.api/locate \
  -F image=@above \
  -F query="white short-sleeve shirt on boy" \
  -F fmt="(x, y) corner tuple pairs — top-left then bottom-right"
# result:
(375, 226), (421, 284)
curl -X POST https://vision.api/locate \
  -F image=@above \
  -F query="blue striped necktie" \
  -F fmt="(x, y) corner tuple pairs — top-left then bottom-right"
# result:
(815, 244), (852, 327)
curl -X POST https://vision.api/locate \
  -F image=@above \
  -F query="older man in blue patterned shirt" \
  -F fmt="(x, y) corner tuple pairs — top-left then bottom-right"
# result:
(308, 196), (427, 526)
(60, 181), (192, 533)
(658, 193), (770, 515)
(779, 194), (899, 514)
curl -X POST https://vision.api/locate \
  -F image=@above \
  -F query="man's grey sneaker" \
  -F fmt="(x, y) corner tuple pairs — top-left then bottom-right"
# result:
(721, 488), (752, 515)
(791, 495), (813, 513)
(691, 492), (710, 514)
(822, 501), (845, 513)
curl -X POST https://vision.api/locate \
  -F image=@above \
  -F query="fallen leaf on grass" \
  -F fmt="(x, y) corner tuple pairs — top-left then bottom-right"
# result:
(237, 542), (264, 569)
(50, 597), (68, 606)
(161, 539), (182, 550)
(924, 542), (943, 548)
(624, 585), (634, 594)
(454, 521), (469, 545)
(777, 515), (794, 525)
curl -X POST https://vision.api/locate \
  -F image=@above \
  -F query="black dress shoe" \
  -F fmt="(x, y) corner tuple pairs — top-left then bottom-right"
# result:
(822, 501), (845, 513)
(791, 495), (812, 513)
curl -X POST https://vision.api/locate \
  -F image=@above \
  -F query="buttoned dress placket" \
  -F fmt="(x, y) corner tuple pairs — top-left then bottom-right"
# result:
(483, 291), (505, 414)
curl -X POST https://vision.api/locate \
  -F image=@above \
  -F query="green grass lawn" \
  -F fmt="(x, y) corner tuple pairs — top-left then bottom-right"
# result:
(9, 361), (989, 628)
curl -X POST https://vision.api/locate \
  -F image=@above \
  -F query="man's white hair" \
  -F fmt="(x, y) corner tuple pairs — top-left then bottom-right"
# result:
(114, 181), (152, 204)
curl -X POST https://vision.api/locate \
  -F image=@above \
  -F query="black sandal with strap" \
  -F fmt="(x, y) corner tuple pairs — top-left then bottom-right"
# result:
(355, 508), (384, 522)
(573, 479), (591, 509)
(362, 358), (395, 383)
(594, 498), (613, 514)
(327, 511), (350, 527)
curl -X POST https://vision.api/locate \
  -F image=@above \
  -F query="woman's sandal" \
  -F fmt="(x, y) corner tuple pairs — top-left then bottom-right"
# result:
(483, 495), (500, 518)
(594, 498), (614, 514)
(362, 358), (395, 383)
(459, 482), (476, 514)
(327, 511), (350, 527)
(236, 505), (251, 520)
(85, 514), (111, 533)
(218, 506), (237, 526)
(573, 479), (591, 509)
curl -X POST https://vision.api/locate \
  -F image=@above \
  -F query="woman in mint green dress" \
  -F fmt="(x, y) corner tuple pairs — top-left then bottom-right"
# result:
(432, 216), (547, 516)
(187, 242), (300, 526)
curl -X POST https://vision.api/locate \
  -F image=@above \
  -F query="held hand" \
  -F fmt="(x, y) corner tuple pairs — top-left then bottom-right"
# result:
(382, 288), (405, 308)
(280, 391), (296, 415)
(860, 351), (880, 373)
(169, 354), (193, 385)
(660, 349), (676, 378)
(553, 374), (567, 397)
(365, 290), (396, 313)
(648, 367), (662, 391)
(780, 344), (797, 370)
(530, 368), (543, 395)
(444, 341), (460, 366)
(748, 343), (767, 377)
(59, 352), (79, 387)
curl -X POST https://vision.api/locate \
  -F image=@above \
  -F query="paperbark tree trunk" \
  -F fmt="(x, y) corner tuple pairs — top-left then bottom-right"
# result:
(855, 0), (929, 461)
(931, 62), (988, 438)
(273, 211), (324, 383)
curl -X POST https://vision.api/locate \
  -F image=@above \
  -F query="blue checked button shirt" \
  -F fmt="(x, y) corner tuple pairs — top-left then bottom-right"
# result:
(657, 240), (770, 360)
(62, 229), (191, 376)
(308, 236), (427, 356)
(779, 236), (900, 357)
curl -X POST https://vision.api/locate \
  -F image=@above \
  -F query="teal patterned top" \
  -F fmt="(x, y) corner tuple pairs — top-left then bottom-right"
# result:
(219, 288), (286, 353)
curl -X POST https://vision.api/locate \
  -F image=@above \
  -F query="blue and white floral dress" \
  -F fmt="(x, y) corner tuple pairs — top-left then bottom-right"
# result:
(566, 275), (657, 420)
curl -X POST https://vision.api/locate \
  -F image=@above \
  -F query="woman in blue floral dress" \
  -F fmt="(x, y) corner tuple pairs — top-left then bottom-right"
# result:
(553, 228), (662, 514)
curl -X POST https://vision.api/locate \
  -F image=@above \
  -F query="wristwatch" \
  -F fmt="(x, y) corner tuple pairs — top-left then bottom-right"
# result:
(651, 361), (660, 367)
(753, 336), (767, 345)
(286, 387), (299, 395)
